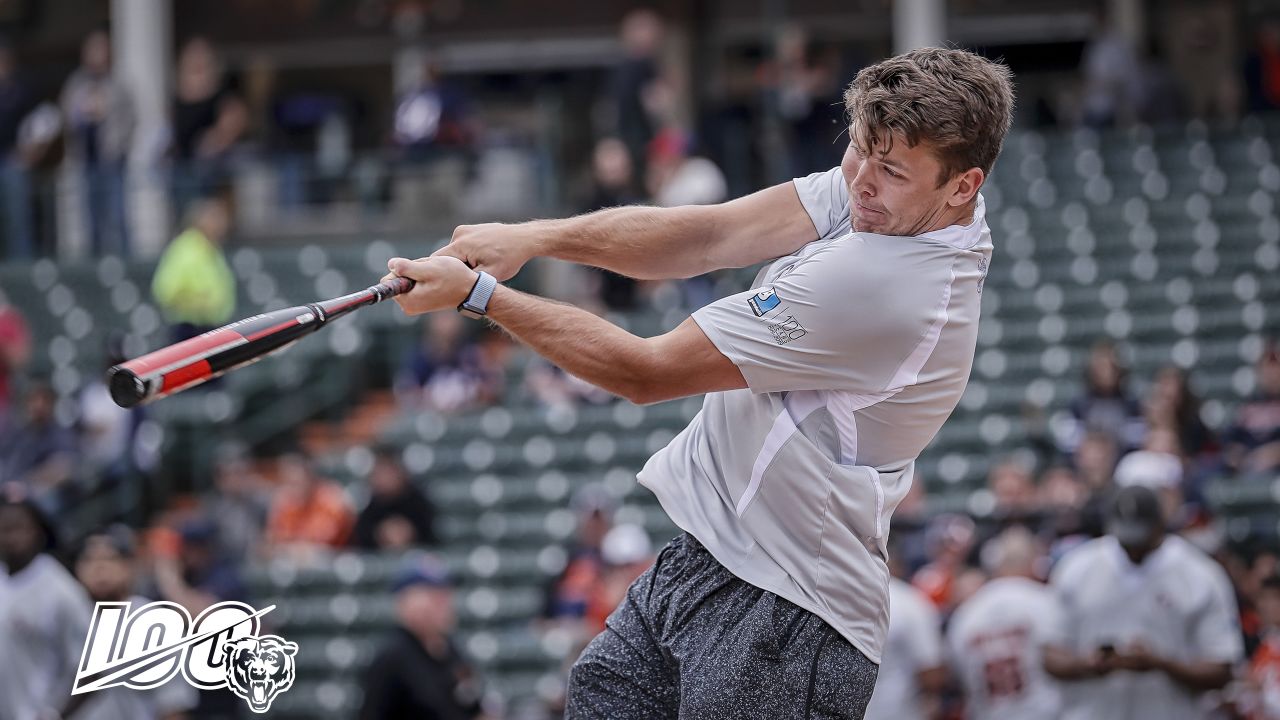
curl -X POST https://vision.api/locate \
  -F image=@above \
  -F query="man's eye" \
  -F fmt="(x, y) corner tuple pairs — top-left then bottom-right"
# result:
(884, 167), (902, 179)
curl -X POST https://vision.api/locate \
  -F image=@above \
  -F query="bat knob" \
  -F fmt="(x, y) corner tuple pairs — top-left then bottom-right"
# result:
(107, 366), (147, 408)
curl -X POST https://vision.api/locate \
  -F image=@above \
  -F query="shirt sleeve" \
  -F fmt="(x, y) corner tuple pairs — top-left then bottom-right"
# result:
(1193, 563), (1245, 663)
(1036, 591), (1070, 648)
(1044, 554), (1082, 647)
(792, 166), (850, 239)
(691, 238), (944, 395)
(905, 592), (945, 669)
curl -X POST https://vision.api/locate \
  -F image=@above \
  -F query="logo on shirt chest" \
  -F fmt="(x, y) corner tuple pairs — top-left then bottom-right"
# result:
(748, 288), (782, 316)
(768, 315), (807, 345)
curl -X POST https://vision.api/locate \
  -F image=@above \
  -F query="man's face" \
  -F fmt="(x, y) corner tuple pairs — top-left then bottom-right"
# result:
(76, 539), (133, 601)
(397, 585), (455, 637)
(840, 129), (964, 236)
(0, 505), (41, 570)
(1258, 587), (1280, 629)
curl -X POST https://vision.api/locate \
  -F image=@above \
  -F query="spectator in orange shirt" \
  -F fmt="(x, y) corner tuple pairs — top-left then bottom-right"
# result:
(264, 452), (354, 559)
(1245, 574), (1280, 719)
(911, 513), (977, 614)
(585, 524), (654, 634)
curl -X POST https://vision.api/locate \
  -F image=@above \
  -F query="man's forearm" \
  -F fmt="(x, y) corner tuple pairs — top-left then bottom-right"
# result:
(485, 285), (658, 403)
(1154, 658), (1233, 692)
(533, 205), (719, 280)
(1043, 646), (1100, 681)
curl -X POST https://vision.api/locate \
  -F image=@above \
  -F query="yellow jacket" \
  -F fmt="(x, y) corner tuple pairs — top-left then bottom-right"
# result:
(151, 228), (235, 326)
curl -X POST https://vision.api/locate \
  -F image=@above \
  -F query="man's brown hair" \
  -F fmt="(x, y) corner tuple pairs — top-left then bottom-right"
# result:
(844, 47), (1014, 185)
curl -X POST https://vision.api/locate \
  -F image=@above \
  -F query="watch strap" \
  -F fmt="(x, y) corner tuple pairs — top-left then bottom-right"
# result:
(458, 270), (497, 318)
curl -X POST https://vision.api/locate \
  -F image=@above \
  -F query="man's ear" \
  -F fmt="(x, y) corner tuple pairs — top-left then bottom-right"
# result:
(948, 167), (985, 207)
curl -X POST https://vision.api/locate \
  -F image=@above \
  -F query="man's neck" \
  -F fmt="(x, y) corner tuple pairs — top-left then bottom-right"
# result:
(3, 554), (37, 576)
(929, 199), (977, 233)
(409, 626), (448, 658)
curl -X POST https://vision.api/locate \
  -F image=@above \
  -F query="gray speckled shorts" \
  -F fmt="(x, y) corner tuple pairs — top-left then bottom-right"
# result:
(566, 533), (878, 719)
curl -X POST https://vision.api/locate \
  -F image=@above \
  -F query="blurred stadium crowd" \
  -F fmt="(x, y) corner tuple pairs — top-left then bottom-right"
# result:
(1, 1), (1280, 719)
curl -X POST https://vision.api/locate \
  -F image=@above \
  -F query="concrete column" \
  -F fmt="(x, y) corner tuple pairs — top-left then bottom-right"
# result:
(1108, 0), (1145, 52)
(893, 0), (946, 54)
(113, 0), (172, 258)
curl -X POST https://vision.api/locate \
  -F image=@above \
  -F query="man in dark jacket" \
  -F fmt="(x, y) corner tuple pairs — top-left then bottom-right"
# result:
(358, 556), (484, 720)
(351, 449), (437, 550)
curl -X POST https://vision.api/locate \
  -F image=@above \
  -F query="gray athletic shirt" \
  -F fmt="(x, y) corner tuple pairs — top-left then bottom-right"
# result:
(637, 166), (992, 663)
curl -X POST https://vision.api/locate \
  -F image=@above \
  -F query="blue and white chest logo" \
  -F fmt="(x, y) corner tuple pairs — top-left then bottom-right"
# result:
(747, 288), (782, 316)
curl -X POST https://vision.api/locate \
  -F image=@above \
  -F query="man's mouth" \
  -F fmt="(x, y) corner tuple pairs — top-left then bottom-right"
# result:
(855, 201), (884, 216)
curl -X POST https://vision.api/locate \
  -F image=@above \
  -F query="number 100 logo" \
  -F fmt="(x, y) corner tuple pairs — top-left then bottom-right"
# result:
(73, 601), (271, 694)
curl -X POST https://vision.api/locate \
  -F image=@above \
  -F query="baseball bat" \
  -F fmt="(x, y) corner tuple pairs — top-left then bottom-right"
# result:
(107, 276), (414, 408)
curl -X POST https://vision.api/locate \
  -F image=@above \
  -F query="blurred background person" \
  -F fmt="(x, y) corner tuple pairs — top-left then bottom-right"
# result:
(583, 523), (654, 634)
(1144, 366), (1215, 462)
(0, 40), (36, 260)
(150, 195), (235, 343)
(763, 24), (845, 178)
(60, 28), (134, 257)
(0, 498), (91, 720)
(912, 513), (978, 615)
(1224, 342), (1280, 478)
(264, 452), (355, 558)
(199, 442), (269, 563)
(396, 312), (503, 413)
(646, 127), (727, 210)
(612, 9), (664, 173)
(150, 517), (246, 615)
(149, 517), (247, 719)
(541, 484), (615, 629)
(947, 526), (1063, 720)
(391, 55), (474, 164)
(864, 535), (948, 720)
(1073, 430), (1121, 495)
(74, 524), (198, 720)
(1242, 573), (1280, 719)
(1113, 433), (1189, 530)
(0, 380), (78, 515)
(580, 137), (642, 312)
(1162, 0), (1242, 123)
(1079, 7), (1143, 128)
(0, 288), (30, 424)
(352, 446), (438, 551)
(171, 37), (246, 212)
(358, 556), (485, 720)
(1043, 486), (1241, 720)
(1060, 340), (1146, 455)
(987, 455), (1040, 519)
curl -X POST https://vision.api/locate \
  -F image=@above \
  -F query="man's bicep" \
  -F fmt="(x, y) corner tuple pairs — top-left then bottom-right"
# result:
(638, 318), (747, 404)
(704, 181), (819, 270)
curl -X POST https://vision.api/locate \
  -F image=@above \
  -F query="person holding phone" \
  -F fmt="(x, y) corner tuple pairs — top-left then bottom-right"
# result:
(1042, 486), (1243, 720)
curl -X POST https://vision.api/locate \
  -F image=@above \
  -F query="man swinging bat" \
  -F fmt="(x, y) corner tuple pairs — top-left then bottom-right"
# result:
(386, 47), (1014, 719)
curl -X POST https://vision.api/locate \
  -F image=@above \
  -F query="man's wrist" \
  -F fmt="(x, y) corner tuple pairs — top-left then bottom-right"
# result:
(520, 220), (555, 260)
(458, 270), (497, 318)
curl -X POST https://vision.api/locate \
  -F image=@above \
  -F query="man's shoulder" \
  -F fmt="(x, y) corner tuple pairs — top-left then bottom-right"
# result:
(1161, 535), (1229, 584)
(1052, 537), (1112, 584)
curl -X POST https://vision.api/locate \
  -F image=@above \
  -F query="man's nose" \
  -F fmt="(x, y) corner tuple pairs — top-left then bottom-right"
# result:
(853, 163), (875, 198)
